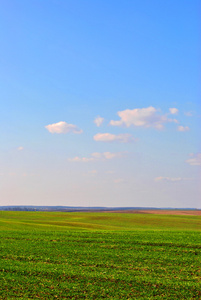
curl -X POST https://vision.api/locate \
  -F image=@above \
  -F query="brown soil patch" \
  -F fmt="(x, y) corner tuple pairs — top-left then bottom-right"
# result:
(107, 210), (201, 216)
(141, 210), (201, 216)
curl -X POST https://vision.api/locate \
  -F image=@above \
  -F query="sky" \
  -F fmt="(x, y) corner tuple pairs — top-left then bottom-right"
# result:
(0, 0), (200, 208)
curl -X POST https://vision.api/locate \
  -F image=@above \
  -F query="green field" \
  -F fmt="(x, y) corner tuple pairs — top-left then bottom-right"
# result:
(0, 211), (200, 299)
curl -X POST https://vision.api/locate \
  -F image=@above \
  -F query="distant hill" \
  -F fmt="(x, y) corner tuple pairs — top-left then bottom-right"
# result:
(0, 206), (198, 212)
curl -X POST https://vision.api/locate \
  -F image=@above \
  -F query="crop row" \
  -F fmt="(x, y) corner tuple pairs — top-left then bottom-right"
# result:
(0, 230), (200, 299)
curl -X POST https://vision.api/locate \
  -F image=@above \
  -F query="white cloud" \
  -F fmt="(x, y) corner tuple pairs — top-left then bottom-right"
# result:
(94, 116), (104, 127)
(184, 111), (193, 117)
(68, 156), (94, 162)
(45, 121), (83, 134)
(88, 170), (98, 174)
(113, 178), (125, 183)
(186, 153), (201, 166)
(8, 172), (17, 176)
(110, 106), (178, 130)
(106, 170), (115, 174)
(155, 177), (182, 182)
(17, 146), (24, 151)
(169, 108), (178, 114)
(92, 152), (123, 160)
(177, 125), (190, 132)
(69, 152), (124, 162)
(93, 133), (136, 143)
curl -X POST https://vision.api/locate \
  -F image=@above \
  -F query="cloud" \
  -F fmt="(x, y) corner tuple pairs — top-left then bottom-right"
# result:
(113, 178), (125, 183)
(69, 152), (125, 162)
(94, 116), (104, 127)
(106, 170), (115, 174)
(177, 126), (190, 132)
(93, 133), (136, 143)
(169, 108), (178, 114)
(155, 177), (182, 182)
(92, 152), (124, 160)
(186, 153), (201, 166)
(184, 111), (193, 117)
(17, 146), (24, 151)
(68, 157), (94, 162)
(45, 121), (83, 134)
(88, 170), (98, 174)
(110, 106), (178, 130)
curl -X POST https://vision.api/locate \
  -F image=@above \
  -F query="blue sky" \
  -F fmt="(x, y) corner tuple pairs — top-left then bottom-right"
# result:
(0, 0), (200, 208)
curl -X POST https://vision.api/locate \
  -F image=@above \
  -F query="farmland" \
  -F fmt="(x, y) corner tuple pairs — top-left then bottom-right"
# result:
(0, 211), (200, 299)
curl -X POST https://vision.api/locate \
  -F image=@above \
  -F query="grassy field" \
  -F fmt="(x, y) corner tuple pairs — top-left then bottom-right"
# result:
(0, 211), (200, 299)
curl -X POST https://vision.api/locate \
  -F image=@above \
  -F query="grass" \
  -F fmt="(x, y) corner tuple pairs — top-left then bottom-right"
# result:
(0, 211), (200, 231)
(0, 211), (200, 299)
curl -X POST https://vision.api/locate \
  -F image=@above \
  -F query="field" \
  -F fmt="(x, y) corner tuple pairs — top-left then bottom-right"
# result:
(0, 211), (200, 299)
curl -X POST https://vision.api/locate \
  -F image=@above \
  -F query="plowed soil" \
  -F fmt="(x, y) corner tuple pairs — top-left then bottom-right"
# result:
(108, 209), (201, 215)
